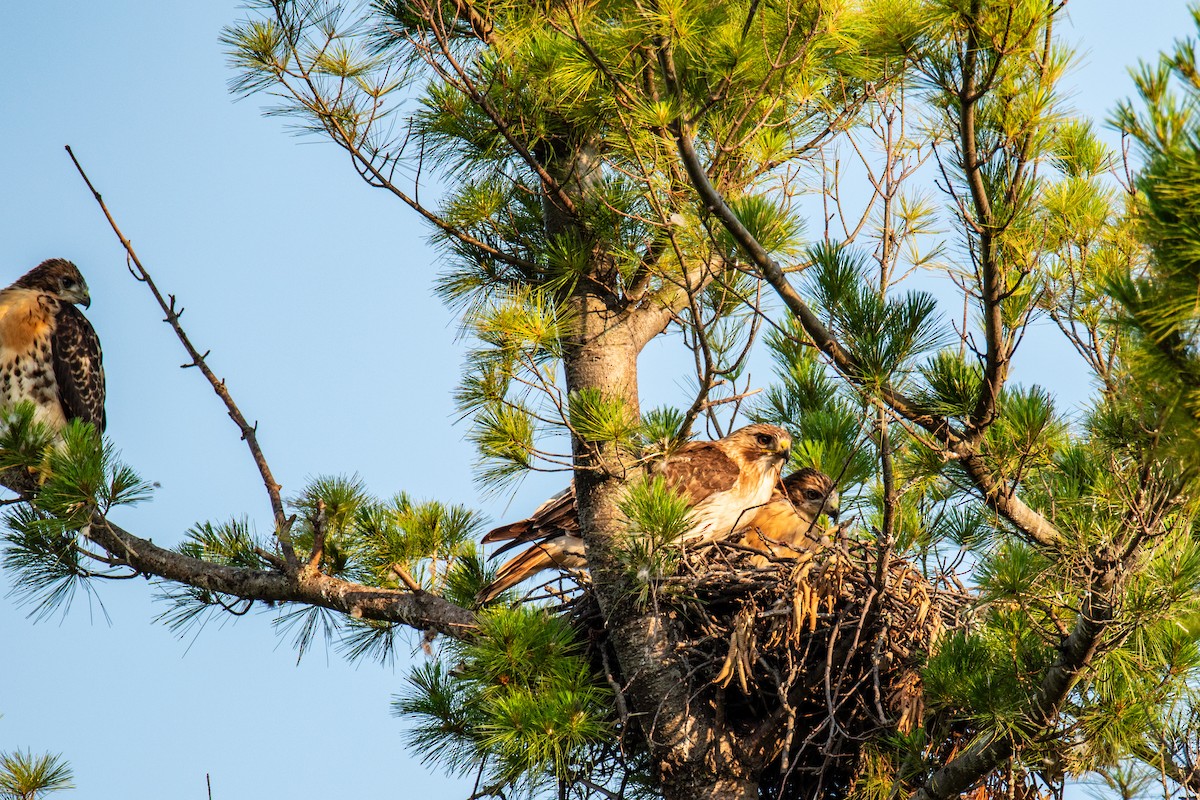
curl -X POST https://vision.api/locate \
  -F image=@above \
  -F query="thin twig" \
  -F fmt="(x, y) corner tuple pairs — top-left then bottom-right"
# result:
(305, 499), (327, 575)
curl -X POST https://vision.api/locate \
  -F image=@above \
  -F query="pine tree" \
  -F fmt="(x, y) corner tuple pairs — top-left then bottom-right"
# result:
(8, 1), (1200, 799)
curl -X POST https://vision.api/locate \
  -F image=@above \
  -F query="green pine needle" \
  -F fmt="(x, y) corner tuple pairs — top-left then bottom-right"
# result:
(1, 505), (91, 621)
(0, 750), (74, 800)
(568, 389), (639, 445)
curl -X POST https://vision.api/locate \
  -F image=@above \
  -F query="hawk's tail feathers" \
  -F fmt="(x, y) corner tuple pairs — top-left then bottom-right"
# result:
(476, 545), (559, 604)
(480, 519), (538, 553)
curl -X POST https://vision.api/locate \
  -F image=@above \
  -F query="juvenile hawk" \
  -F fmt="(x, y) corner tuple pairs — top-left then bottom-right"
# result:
(478, 423), (792, 602)
(0, 259), (105, 432)
(739, 467), (840, 566)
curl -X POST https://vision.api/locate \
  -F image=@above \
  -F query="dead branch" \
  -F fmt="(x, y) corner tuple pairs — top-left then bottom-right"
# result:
(65, 145), (300, 568)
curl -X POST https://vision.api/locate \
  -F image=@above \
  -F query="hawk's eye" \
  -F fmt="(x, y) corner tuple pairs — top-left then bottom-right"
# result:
(62, 278), (76, 289)
(804, 489), (822, 501)
(755, 433), (774, 447)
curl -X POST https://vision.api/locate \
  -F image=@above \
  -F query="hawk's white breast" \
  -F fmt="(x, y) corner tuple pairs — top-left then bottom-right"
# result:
(685, 459), (781, 544)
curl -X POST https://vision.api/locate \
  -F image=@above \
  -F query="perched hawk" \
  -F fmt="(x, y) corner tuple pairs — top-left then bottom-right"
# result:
(0, 259), (105, 432)
(739, 467), (840, 567)
(478, 423), (792, 602)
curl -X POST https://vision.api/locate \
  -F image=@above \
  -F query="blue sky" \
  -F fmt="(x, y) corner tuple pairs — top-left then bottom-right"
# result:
(0, 2), (1195, 798)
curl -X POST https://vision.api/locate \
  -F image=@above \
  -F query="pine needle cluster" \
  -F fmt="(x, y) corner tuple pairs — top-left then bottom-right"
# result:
(0, 405), (152, 619)
(157, 474), (489, 663)
(0, 750), (73, 800)
(395, 606), (627, 798)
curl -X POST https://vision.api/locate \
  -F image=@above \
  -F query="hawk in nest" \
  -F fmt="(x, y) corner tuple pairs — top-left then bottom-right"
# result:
(738, 467), (840, 567)
(0, 259), (105, 432)
(478, 423), (793, 602)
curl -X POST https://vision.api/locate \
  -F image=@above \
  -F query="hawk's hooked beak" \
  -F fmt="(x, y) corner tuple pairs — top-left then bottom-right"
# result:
(826, 493), (840, 523)
(80, 295), (91, 309)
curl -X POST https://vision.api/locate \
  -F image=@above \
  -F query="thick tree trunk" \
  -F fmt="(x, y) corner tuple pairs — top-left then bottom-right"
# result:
(545, 130), (762, 799)
(562, 301), (760, 798)
(669, 775), (758, 800)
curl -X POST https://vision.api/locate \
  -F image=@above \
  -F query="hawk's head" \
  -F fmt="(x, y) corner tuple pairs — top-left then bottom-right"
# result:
(783, 467), (840, 523)
(728, 423), (792, 470)
(14, 258), (92, 308)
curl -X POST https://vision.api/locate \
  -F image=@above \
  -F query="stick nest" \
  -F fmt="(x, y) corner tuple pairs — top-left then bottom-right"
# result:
(567, 533), (974, 800)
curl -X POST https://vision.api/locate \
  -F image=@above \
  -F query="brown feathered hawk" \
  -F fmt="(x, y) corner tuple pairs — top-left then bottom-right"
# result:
(0, 259), (105, 432)
(739, 467), (840, 567)
(478, 423), (793, 602)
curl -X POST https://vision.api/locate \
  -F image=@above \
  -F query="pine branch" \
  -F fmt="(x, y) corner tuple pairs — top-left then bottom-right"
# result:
(415, 7), (579, 220)
(1132, 740), (1200, 797)
(914, 554), (1119, 800)
(85, 513), (478, 638)
(674, 132), (954, 438)
(670, 125), (1064, 550)
(959, 454), (1062, 550)
(237, 2), (539, 275)
(958, 0), (1008, 443)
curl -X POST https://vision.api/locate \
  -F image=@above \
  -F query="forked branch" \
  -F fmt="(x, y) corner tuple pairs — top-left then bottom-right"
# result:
(669, 128), (1063, 551)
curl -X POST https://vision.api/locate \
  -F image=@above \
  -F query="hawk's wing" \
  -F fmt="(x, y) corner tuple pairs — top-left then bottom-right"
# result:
(52, 303), (105, 432)
(485, 440), (744, 563)
(478, 486), (585, 603)
(655, 441), (741, 506)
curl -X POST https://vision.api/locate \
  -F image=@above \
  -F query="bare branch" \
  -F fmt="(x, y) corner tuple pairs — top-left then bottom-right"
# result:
(65, 145), (301, 569)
